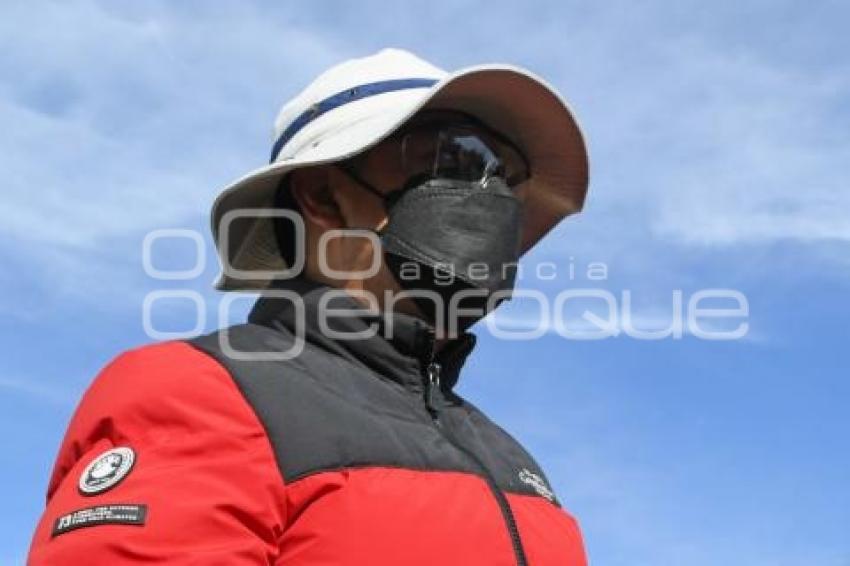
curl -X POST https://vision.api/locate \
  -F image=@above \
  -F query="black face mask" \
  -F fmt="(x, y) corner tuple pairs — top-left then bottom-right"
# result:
(351, 171), (524, 334)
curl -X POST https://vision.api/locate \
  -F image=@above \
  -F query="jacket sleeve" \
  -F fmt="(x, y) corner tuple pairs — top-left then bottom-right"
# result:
(28, 341), (288, 565)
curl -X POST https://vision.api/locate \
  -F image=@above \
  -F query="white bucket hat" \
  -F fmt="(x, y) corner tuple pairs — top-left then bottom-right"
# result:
(211, 47), (589, 291)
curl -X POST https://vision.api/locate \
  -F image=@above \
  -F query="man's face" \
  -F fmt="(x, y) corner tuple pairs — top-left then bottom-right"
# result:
(288, 111), (529, 330)
(287, 149), (428, 320)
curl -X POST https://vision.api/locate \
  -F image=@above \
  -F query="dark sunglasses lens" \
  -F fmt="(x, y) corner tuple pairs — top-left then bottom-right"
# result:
(400, 124), (529, 187)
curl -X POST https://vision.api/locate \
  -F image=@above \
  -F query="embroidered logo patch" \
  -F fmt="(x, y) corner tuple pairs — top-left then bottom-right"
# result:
(518, 468), (556, 502)
(52, 504), (147, 537)
(78, 447), (136, 496)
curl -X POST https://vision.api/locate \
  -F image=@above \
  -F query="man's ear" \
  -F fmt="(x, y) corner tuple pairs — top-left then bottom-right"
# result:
(289, 166), (343, 230)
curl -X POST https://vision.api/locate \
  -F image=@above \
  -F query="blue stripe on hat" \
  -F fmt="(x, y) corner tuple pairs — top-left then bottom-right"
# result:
(269, 78), (439, 163)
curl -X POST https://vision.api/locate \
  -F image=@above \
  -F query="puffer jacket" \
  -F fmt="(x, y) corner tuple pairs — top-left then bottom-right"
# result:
(28, 276), (586, 565)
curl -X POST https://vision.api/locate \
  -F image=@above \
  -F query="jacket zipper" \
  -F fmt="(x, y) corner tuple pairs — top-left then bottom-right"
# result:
(423, 357), (529, 566)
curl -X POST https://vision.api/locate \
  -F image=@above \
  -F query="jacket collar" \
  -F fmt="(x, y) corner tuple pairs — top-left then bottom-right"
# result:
(247, 276), (478, 393)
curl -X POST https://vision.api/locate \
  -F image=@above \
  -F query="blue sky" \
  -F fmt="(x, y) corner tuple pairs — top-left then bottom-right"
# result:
(2, 1), (848, 564)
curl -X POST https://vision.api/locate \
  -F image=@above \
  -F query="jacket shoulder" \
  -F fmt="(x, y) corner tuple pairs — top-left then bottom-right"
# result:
(76, 340), (241, 430)
(31, 339), (287, 563)
(45, 340), (260, 499)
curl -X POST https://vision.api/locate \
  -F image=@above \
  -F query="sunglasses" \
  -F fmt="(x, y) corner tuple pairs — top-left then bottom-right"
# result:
(339, 110), (531, 206)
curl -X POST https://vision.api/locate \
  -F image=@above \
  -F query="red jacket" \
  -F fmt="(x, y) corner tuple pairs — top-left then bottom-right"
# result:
(29, 277), (586, 565)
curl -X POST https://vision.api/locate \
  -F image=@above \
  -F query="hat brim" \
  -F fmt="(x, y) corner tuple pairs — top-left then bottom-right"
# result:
(211, 64), (589, 291)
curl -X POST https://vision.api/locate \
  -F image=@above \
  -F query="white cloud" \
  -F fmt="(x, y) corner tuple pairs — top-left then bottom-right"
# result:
(646, 43), (850, 245)
(0, 1), (346, 308)
(585, 31), (850, 247)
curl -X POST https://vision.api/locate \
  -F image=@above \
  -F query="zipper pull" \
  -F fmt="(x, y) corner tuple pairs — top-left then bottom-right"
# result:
(425, 361), (443, 416)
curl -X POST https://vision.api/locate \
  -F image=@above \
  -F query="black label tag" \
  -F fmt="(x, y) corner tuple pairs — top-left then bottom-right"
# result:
(52, 504), (147, 537)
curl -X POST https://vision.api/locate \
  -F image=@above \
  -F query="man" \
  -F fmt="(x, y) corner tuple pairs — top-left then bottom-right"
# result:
(29, 48), (589, 564)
